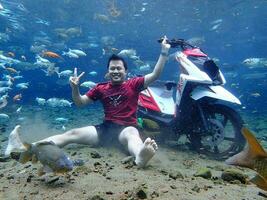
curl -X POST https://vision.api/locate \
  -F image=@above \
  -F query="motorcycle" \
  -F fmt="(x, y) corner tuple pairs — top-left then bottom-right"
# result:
(137, 38), (245, 160)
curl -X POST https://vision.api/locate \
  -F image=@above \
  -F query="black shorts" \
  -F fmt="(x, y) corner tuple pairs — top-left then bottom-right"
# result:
(95, 121), (137, 146)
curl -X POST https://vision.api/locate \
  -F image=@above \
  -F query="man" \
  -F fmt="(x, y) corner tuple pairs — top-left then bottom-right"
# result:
(6, 37), (170, 168)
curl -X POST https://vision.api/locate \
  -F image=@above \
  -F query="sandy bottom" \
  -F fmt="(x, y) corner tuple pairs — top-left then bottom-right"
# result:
(0, 144), (265, 200)
(0, 105), (267, 200)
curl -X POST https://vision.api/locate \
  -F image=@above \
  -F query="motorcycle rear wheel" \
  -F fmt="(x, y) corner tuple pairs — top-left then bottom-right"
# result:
(190, 104), (245, 160)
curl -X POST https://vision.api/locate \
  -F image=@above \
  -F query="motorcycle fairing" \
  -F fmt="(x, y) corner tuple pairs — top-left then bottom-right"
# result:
(138, 89), (161, 112)
(139, 86), (175, 115)
(178, 48), (225, 85)
(183, 48), (207, 57)
(176, 74), (212, 106)
(190, 85), (241, 105)
(176, 52), (212, 82)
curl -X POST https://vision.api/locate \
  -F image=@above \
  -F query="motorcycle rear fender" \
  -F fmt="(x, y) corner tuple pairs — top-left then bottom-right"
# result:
(191, 85), (241, 105)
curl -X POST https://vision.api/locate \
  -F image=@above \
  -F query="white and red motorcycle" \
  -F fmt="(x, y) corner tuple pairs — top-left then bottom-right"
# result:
(138, 39), (245, 160)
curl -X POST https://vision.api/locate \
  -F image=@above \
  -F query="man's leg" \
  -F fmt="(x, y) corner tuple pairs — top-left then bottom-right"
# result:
(36, 126), (99, 147)
(5, 125), (99, 156)
(118, 126), (158, 168)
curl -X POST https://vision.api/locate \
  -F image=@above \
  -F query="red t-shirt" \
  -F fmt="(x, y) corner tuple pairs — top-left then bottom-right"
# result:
(86, 77), (145, 126)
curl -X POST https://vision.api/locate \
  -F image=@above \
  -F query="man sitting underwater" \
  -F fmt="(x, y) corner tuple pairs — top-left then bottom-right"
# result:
(5, 36), (170, 168)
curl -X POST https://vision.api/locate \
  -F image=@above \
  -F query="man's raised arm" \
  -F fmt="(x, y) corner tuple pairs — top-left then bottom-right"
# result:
(144, 36), (171, 88)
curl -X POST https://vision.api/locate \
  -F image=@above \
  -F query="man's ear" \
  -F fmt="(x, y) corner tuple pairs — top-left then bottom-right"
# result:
(104, 73), (110, 80)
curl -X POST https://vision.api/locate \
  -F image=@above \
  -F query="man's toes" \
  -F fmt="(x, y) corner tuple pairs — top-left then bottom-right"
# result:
(144, 137), (151, 145)
(150, 139), (156, 144)
(15, 125), (21, 131)
(152, 142), (158, 150)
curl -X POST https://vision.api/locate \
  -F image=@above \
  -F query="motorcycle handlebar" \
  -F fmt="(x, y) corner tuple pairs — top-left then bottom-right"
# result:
(158, 38), (196, 50)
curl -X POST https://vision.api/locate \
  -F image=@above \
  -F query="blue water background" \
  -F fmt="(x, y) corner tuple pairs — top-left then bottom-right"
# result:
(0, 0), (266, 112)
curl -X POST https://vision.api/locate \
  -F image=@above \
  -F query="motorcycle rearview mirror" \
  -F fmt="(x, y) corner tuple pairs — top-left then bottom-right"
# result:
(157, 38), (186, 48)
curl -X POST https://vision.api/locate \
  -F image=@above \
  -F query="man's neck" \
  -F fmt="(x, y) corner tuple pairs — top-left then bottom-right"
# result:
(111, 81), (124, 85)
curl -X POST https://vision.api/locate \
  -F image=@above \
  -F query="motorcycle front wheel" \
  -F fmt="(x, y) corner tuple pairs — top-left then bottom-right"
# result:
(190, 104), (245, 160)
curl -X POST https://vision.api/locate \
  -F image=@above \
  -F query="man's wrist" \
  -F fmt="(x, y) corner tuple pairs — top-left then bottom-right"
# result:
(160, 52), (168, 57)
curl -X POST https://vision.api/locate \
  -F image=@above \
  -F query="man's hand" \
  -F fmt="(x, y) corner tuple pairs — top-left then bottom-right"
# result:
(161, 35), (171, 54)
(69, 68), (85, 89)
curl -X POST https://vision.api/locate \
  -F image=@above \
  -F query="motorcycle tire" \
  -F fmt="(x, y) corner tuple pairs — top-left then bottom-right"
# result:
(190, 104), (245, 160)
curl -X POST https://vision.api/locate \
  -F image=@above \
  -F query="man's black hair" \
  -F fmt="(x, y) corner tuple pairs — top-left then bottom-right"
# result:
(107, 54), (128, 70)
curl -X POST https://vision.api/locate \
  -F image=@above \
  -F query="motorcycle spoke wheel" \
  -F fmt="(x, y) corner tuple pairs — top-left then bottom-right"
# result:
(197, 104), (245, 160)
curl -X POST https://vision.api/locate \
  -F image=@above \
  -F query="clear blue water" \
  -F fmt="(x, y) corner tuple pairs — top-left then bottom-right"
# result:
(0, 0), (266, 120)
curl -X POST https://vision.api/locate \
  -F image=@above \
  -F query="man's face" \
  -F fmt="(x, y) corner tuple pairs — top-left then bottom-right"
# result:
(108, 60), (127, 84)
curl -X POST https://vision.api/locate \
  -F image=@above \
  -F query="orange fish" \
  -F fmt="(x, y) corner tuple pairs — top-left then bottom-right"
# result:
(225, 127), (267, 191)
(13, 94), (22, 101)
(5, 67), (18, 74)
(42, 51), (61, 58)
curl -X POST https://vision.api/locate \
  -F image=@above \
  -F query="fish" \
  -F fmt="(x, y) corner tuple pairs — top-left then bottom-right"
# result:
(225, 127), (267, 191)
(0, 80), (13, 87)
(42, 65), (59, 76)
(36, 97), (46, 105)
(42, 51), (61, 59)
(55, 117), (69, 124)
(56, 70), (73, 78)
(35, 55), (50, 64)
(94, 13), (111, 23)
(0, 113), (9, 122)
(68, 49), (86, 57)
(210, 23), (221, 31)
(16, 106), (22, 113)
(89, 71), (97, 76)
(250, 93), (261, 97)
(21, 55), (26, 61)
(210, 19), (223, 25)
(0, 87), (12, 94)
(62, 50), (79, 58)
(5, 67), (19, 74)
(101, 36), (116, 46)
(30, 44), (46, 54)
(0, 95), (8, 109)
(13, 93), (22, 101)
(139, 63), (151, 72)
(16, 82), (29, 89)
(13, 75), (23, 80)
(46, 98), (72, 107)
(243, 58), (267, 68)
(65, 27), (82, 37)
(18, 141), (73, 175)
(80, 81), (97, 88)
(0, 63), (6, 69)
(7, 52), (15, 57)
(118, 49), (136, 58)
(35, 18), (50, 26)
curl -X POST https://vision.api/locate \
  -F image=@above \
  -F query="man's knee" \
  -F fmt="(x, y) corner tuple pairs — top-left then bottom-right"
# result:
(119, 126), (140, 143)
(66, 126), (99, 145)
(65, 128), (79, 136)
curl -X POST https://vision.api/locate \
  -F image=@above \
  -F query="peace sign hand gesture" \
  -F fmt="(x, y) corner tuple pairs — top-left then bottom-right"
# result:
(69, 68), (85, 89)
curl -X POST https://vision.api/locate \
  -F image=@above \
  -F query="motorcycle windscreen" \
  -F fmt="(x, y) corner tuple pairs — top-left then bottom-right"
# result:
(183, 48), (221, 84)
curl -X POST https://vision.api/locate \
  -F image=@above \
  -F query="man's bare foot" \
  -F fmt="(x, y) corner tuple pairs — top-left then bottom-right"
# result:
(5, 125), (26, 156)
(135, 137), (158, 168)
